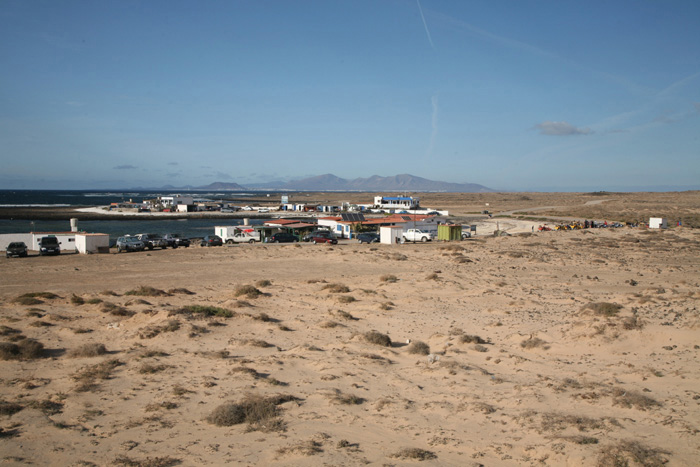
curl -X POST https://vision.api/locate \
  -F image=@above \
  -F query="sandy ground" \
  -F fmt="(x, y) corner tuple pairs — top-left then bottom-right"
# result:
(1, 227), (699, 466)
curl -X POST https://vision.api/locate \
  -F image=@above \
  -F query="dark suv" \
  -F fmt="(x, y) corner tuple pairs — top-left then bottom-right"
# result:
(39, 237), (61, 256)
(267, 232), (298, 243)
(6, 242), (28, 258)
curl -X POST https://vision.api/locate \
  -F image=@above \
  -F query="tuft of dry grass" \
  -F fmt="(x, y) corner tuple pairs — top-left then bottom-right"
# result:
(170, 305), (234, 318)
(113, 455), (181, 467)
(167, 288), (195, 295)
(72, 359), (123, 392)
(323, 283), (350, 293)
(597, 440), (670, 467)
(139, 363), (171, 374)
(612, 388), (661, 410)
(582, 302), (623, 317)
(425, 273), (439, 281)
(124, 286), (170, 297)
(234, 285), (264, 299)
(407, 341), (430, 355)
(69, 343), (108, 358)
(379, 274), (398, 283)
(0, 339), (45, 360)
(391, 448), (437, 461)
(255, 279), (272, 288)
(276, 440), (323, 456)
(332, 310), (355, 320)
(139, 320), (181, 339)
(337, 295), (356, 304)
(244, 339), (274, 348)
(364, 331), (392, 347)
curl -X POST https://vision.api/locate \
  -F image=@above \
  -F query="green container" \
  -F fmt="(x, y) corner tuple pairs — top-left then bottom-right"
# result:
(437, 224), (462, 241)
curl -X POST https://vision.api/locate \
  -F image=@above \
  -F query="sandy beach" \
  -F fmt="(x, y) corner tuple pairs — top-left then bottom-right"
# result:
(1, 220), (698, 466)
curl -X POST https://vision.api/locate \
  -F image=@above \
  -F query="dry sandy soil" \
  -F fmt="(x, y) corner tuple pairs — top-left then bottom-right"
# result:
(1, 226), (699, 465)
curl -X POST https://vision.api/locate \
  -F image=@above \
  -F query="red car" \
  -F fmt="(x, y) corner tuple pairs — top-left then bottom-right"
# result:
(311, 232), (338, 244)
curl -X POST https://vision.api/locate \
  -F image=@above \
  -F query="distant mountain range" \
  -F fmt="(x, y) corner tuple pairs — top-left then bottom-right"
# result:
(174, 174), (493, 192)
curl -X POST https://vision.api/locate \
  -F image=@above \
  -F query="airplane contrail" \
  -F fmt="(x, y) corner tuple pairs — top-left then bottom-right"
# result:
(416, 0), (434, 49)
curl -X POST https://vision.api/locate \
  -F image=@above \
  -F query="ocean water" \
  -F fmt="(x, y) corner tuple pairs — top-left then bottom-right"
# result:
(0, 190), (274, 239)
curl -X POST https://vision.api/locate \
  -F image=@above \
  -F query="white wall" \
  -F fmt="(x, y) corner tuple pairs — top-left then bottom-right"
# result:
(649, 218), (667, 229)
(0, 233), (33, 251)
(75, 234), (110, 254)
(380, 226), (404, 245)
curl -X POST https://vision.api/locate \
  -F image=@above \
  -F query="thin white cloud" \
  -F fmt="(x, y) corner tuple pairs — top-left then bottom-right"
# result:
(416, 0), (435, 50)
(427, 94), (438, 156)
(535, 121), (592, 136)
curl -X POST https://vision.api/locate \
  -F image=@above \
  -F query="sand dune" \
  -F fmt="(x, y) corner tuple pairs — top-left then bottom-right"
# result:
(1, 226), (699, 466)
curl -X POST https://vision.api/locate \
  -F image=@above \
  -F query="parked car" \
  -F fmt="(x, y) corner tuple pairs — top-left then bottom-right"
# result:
(200, 235), (223, 247)
(303, 230), (332, 242)
(6, 242), (28, 258)
(38, 236), (61, 256)
(311, 231), (338, 244)
(116, 236), (145, 253)
(136, 233), (167, 250)
(402, 229), (434, 242)
(266, 232), (298, 243)
(356, 232), (380, 244)
(162, 233), (190, 248)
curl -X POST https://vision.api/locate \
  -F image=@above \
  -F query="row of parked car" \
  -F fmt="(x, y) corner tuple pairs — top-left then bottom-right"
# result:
(116, 233), (191, 253)
(5, 236), (62, 258)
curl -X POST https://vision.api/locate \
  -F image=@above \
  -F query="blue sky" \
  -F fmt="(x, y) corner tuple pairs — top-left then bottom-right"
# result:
(1, 0), (699, 191)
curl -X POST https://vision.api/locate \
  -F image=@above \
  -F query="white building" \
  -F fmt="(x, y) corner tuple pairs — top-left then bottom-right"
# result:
(374, 196), (420, 210)
(75, 233), (110, 254)
(649, 218), (668, 229)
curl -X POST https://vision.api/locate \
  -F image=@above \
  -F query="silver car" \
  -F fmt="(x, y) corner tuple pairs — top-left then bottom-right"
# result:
(116, 236), (145, 253)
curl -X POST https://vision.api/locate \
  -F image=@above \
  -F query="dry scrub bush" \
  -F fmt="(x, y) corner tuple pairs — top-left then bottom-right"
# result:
(520, 337), (550, 350)
(139, 320), (181, 339)
(206, 393), (296, 430)
(276, 440), (323, 456)
(391, 448), (437, 461)
(323, 283), (350, 293)
(407, 341), (430, 355)
(425, 272), (439, 280)
(28, 399), (64, 415)
(0, 400), (24, 416)
(379, 301), (394, 310)
(69, 343), (108, 358)
(332, 310), (355, 320)
(234, 285), (263, 299)
(168, 288), (195, 295)
(101, 302), (135, 317)
(582, 302), (623, 317)
(255, 280), (272, 288)
(0, 326), (21, 337)
(473, 344), (489, 352)
(125, 286), (170, 297)
(337, 295), (356, 304)
(380, 274), (398, 283)
(329, 389), (365, 405)
(71, 294), (85, 305)
(597, 440), (670, 467)
(319, 320), (341, 329)
(170, 305), (234, 318)
(245, 339), (274, 348)
(460, 334), (487, 344)
(364, 331), (392, 347)
(0, 339), (44, 360)
(139, 363), (170, 374)
(612, 388), (661, 410)
(13, 292), (60, 306)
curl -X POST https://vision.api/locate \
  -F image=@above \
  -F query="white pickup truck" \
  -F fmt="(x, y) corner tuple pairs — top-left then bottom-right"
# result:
(215, 226), (261, 244)
(402, 229), (434, 242)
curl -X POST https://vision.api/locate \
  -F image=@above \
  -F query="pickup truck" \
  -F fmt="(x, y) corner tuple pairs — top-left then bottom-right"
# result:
(227, 232), (260, 244)
(161, 233), (191, 248)
(135, 233), (168, 250)
(402, 229), (434, 242)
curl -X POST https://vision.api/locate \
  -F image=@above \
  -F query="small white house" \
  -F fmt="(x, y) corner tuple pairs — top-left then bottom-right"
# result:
(75, 233), (110, 254)
(380, 226), (404, 245)
(649, 218), (667, 229)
